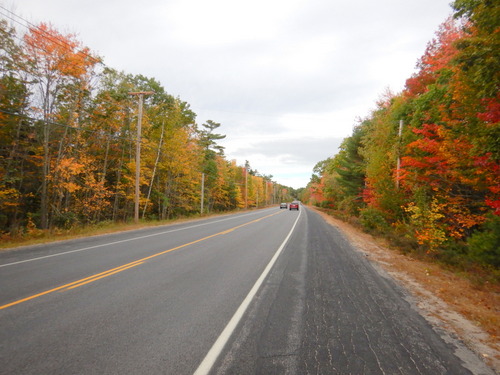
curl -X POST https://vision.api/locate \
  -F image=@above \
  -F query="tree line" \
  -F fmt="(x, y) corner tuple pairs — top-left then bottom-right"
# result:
(302, 0), (499, 270)
(0, 18), (296, 236)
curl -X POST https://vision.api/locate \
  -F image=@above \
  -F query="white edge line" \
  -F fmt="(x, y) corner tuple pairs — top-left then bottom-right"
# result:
(193, 208), (302, 375)
(0, 209), (274, 268)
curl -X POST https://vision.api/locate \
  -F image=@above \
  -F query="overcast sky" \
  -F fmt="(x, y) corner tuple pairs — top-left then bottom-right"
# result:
(3, 0), (453, 188)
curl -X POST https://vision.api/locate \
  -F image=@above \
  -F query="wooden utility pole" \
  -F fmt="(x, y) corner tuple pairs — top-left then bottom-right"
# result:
(245, 167), (248, 209)
(129, 91), (154, 224)
(265, 181), (268, 206)
(201, 173), (205, 215)
(396, 119), (403, 190)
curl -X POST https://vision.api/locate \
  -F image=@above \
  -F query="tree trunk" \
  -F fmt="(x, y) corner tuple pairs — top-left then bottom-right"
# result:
(143, 121), (164, 218)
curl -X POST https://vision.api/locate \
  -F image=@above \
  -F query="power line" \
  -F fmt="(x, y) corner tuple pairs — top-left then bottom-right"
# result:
(0, 7), (140, 141)
(0, 6), (105, 104)
(0, 7), (180, 146)
(0, 5), (102, 65)
(0, 8), (163, 116)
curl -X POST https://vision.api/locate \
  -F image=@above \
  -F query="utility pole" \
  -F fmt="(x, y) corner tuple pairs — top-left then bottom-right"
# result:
(265, 181), (268, 206)
(129, 91), (154, 224)
(396, 119), (403, 190)
(245, 167), (248, 209)
(201, 173), (205, 215)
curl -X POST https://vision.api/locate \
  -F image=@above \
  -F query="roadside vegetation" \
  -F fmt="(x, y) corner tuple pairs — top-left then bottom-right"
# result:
(0, 209), (249, 250)
(0, 16), (298, 243)
(301, 0), (499, 283)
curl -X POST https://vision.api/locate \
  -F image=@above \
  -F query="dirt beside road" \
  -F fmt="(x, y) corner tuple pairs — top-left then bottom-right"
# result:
(312, 207), (499, 373)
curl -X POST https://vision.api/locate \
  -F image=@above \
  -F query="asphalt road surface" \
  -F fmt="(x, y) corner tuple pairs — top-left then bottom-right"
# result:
(0, 207), (493, 374)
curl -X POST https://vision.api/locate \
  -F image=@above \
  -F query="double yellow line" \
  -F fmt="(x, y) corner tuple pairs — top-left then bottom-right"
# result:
(0, 211), (281, 310)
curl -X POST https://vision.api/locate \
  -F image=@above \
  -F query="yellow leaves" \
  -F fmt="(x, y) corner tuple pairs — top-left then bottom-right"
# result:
(0, 186), (20, 208)
(446, 202), (485, 232)
(76, 178), (112, 222)
(26, 214), (43, 237)
(50, 157), (84, 193)
(405, 199), (447, 252)
(405, 194), (488, 252)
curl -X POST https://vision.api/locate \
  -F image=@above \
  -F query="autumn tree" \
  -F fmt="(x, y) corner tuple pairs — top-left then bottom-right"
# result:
(0, 16), (293, 238)
(198, 120), (227, 212)
(0, 20), (31, 233)
(400, 13), (498, 249)
(305, 7), (499, 267)
(335, 123), (368, 214)
(23, 22), (100, 229)
(142, 95), (200, 219)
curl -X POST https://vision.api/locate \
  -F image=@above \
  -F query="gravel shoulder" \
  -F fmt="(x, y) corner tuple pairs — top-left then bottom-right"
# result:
(311, 206), (499, 373)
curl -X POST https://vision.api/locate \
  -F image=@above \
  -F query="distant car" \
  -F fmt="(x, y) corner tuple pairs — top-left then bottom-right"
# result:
(289, 201), (299, 210)
(280, 203), (287, 209)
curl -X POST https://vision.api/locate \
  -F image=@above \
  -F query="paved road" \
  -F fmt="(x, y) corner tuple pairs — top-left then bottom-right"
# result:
(0, 207), (493, 374)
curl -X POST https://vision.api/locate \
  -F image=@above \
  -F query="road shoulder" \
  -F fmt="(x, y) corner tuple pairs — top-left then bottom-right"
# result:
(310, 206), (499, 373)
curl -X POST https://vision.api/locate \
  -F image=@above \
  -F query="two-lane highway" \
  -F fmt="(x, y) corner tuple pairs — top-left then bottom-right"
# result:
(0, 207), (493, 374)
(1, 208), (300, 374)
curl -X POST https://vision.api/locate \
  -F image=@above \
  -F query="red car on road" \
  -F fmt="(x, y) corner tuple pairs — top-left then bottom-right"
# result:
(289, 201), (299, 210)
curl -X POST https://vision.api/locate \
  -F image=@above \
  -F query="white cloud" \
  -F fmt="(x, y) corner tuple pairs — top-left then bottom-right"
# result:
(162, 0), (304, 47)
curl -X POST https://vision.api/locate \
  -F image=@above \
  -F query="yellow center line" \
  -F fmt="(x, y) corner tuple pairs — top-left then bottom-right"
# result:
(0, 210), (283, 310)
(66, 262), (146, 290)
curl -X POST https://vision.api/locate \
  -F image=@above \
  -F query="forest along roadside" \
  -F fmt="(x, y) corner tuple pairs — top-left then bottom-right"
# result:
(310, 206), (499, 373)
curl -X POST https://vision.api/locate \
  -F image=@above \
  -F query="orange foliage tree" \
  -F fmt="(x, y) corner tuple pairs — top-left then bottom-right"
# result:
(23, 22), (100, 228)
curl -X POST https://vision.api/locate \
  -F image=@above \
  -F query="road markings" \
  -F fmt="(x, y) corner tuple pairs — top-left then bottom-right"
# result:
(66, 262), (145, 290)
(0, 209), (274, 268)
(0, 261), (146, 310)
(193, 208), (302, 375)
(0, 211), (282, 310)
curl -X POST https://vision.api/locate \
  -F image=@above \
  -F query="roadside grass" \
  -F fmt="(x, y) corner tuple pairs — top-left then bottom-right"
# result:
(0, 214), (221, 250)
(0, 221), (160, 250)
(0, 207), (271, 251)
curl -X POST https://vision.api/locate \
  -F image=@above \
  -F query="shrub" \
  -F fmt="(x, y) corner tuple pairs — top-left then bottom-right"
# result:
(53, 211), (79, 229)
(359, 207), (390, 234)
(404, 198), (448, 253)
(468, 215), (500, 268)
